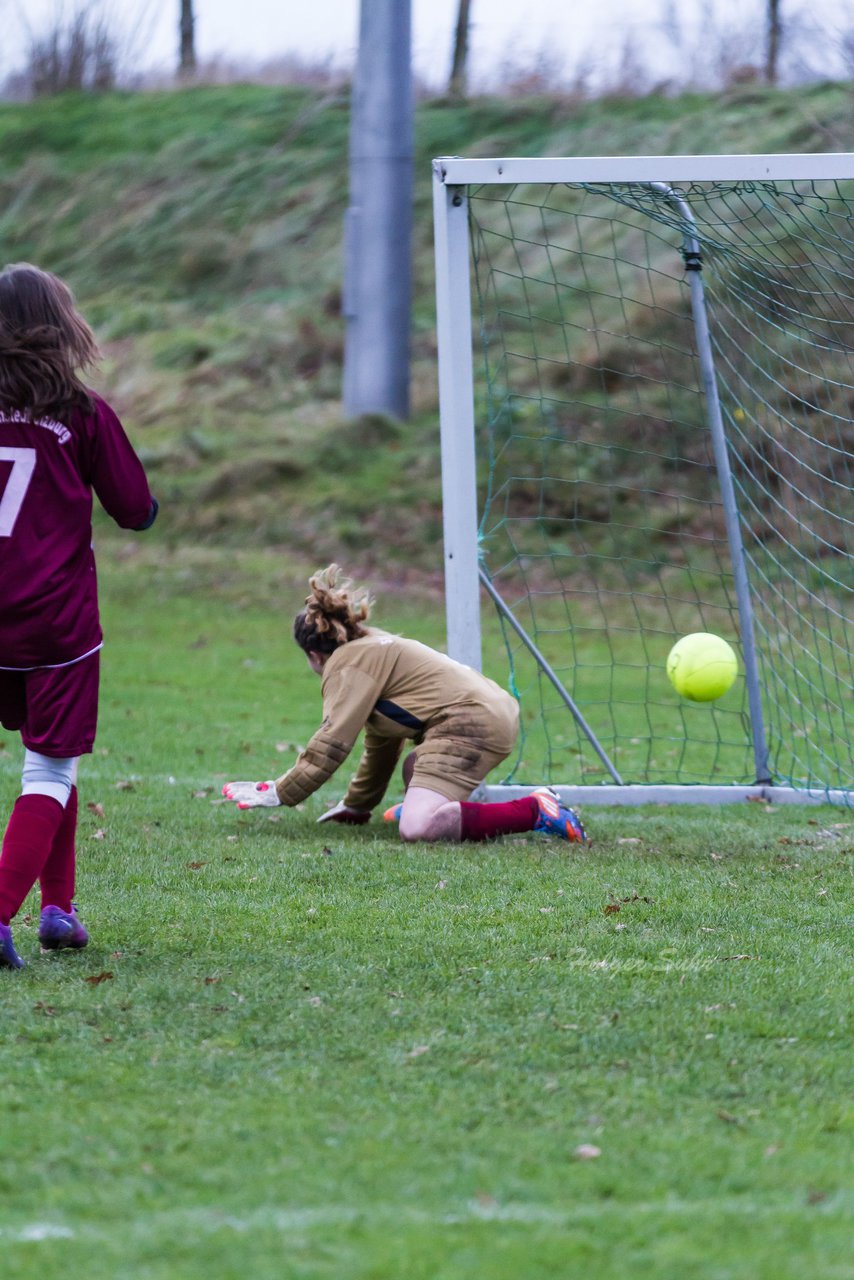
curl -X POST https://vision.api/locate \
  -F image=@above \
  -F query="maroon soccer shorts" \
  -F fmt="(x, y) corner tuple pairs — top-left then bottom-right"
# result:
(0, 652), (100, 758)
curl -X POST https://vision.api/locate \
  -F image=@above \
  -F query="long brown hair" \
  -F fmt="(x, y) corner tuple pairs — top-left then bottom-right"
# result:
(0, 263), (99, 421)
(293, 565), (372, 656)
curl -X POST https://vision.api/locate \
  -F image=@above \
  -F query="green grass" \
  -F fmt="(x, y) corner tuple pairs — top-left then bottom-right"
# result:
(1, 547), (851, 1279)
(1, 80), (853, 558)
(0, 82), (852, 1272)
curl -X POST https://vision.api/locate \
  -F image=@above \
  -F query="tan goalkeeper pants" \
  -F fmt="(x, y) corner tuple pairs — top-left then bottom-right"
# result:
(407, 697), (520, 803)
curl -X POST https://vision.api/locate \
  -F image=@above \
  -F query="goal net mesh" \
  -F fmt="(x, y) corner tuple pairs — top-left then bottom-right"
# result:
(468, 179), (852, 796)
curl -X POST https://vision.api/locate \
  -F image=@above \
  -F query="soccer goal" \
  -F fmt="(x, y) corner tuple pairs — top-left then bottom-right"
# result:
(432, 153), (853, 807)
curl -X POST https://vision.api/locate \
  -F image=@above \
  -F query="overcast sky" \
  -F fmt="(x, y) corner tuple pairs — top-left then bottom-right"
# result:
(2, 0), (852, 88)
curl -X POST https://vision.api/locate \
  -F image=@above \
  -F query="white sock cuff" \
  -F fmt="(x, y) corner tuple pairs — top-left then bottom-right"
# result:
(21, 751), (78, 808)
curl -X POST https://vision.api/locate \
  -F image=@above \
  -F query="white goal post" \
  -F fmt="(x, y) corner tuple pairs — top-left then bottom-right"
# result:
(432, 153), (854, 807)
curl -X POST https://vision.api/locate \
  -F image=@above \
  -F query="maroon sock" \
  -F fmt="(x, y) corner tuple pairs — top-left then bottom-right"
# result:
(459, 796), (539, 842)
(0, 794), (65, 925)
(39, 786), (78, 913)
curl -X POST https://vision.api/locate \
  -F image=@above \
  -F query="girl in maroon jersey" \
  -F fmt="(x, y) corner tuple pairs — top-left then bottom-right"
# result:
(0, 263), (157, 969)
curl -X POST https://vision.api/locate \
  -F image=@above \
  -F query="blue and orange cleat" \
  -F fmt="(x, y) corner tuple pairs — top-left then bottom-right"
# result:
(383, 803), (403, 823)
(0, 922), (24, 969)
(39, 905), (89, 951)
(531, 788), (587, 844)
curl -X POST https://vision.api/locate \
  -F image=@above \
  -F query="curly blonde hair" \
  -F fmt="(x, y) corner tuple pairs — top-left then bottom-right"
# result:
(293, 564), (373, 656)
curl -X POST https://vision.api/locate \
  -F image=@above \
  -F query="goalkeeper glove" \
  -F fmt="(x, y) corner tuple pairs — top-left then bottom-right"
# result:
(222, 780), (281, 810)
(316, 802), (371, 825)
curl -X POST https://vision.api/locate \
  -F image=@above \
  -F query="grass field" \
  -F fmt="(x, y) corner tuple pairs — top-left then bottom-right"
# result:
(0, 545), (851, 1279)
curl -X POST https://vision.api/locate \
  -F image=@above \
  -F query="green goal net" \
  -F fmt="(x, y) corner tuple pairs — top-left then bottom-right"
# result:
(434, 161), (852, 804)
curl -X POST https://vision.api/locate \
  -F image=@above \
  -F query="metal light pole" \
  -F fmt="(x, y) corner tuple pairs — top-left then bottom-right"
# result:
(342, 0), (413, 420)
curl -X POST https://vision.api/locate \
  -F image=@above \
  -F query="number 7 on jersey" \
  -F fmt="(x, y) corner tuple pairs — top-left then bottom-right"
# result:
(0, 447), (37, 536)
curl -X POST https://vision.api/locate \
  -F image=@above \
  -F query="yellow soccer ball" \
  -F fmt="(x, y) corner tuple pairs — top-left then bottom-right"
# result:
(666, 633), (738, 702)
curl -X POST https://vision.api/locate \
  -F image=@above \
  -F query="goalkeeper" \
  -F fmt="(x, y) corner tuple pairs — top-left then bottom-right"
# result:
(222, 566), (585, 844)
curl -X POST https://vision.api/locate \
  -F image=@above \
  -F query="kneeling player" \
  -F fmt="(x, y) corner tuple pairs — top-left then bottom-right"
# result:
(222, 566), (585, 845)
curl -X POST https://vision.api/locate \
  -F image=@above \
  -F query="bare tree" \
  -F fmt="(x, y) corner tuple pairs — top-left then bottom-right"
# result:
(179, 0), (196, 79)
(448, 0), (472, 99)
(27, 5), (117, 95)
(766, 0), (782, 83)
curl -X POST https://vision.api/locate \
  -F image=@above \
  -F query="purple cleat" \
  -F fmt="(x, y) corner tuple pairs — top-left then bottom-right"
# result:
(39, 905), (89, 951)
(0, 922), (25, 969)
(531, 787), (587, 844)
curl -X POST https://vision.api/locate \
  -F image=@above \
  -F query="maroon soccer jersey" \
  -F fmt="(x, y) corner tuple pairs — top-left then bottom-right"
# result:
(0, 394), (154, 670)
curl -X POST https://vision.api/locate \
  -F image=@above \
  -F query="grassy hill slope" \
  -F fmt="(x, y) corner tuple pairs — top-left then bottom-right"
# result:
(0, 81), (852, 563)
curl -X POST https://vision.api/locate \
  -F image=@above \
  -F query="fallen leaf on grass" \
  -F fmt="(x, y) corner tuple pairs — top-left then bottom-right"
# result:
(406, 1044), (430, 1059)
(114, 780), (135, 792)
(91, 829), (107, 840)
(87, 801), (106, 818)
(192, 789), (212, 799)
(604, 891), (654, 916)
(716, 1109), (741, 1125)
(573, 1144), (601, 1160)
(806, 1188), (828, 1205)
(204, 976), (221, 985)
(186, 861), (206, 870)
(85, 971), (114, 985)
(617, 837), (641, 845)
(33, 1001), (56, 1016)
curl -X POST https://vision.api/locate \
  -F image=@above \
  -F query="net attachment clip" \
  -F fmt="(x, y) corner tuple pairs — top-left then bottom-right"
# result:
(683, 248), (703, 272)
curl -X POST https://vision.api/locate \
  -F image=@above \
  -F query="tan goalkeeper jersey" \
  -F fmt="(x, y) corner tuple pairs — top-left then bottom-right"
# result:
(274, 628), (518, 811)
